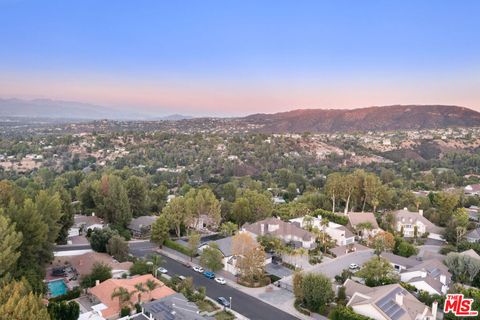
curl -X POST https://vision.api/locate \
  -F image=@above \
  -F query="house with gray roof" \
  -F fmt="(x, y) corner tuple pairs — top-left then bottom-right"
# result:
(394, 209), (444, 241)
(346, 212), (382, 239)
(128, 215), (157, 238)
(466, 228), (480, 243)
(142, 293), (210, 320)
(344, 279), (437, 320)
(399, 259), (451, 295)
(381, 253), (421, 272)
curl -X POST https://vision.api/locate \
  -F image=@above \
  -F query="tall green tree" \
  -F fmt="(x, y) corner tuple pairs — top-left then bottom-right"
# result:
(106, 235), (129, 262)
(48, 301), (80, 320)
(0, 280), (50, 320)
(232, 189), (273, 225)
(295, 273), (334, 313)
(93, 175), (132, 227)
(185, 188), (221, 230)
(162, 197), (187, 237)
(125, 176), (149, 217)
(187, 232), (201, 261)
(199, 243), (224, 272)
(0, 214), (23, 278)
(150, 214), (170, 247)
(356, 257), (398, 286)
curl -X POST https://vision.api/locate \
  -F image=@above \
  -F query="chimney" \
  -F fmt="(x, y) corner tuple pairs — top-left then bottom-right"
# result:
(95, 280), (100, 286)
(395, 293), (404, 306)
(260, 224), (265, 235)
(440, 274), (446, 285)
(92, 212), (95, 217)
(421, 271), (427, 278)
(419, 209), (423, 216)
(432, 301), (438, 319)
(403, 207), (408, 211)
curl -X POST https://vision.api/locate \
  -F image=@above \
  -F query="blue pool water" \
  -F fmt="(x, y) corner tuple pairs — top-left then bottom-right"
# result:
(48, 279), (68, 297)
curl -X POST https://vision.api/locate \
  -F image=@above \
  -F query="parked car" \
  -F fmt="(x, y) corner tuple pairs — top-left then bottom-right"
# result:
(203, 271), (215, 279)
(177, 275), (186, 280)
(193, 266), (204, 273)
(217, 297), (230, 308)
(349, 263), (359, 270)
(215, 277), (226, 285)
(157, 267), (168, 274)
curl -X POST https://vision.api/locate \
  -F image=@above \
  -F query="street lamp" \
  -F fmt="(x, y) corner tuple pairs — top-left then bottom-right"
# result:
(229, 297), (232, 311)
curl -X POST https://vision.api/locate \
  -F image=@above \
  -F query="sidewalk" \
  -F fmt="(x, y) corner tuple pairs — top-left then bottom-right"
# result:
(157, 247), (315, 320)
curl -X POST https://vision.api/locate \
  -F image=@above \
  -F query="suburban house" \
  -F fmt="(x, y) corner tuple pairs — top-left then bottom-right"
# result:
(381, 253), (421, 273)
(460, 249), (480, 261)
(346, 212), (381, 239)
(464, 184), (480, 196)
(466, 206), (479, 221)
(69, 214), (104, 237)
(394, 209), (444, 241)
(197, 236), (272, 275)
(88, 274), (175, 319)
(242, 217), (316, 249)
(142, 293), (207, 320)
(398, 259), (451, 295)
(290, 215), (355, 246)
(56, 252), (132, 279)
(466, 227), (480, 243)
(128, 216), (157, 238)
(189, 214), (218, 232)
(344, 279), (437, 320)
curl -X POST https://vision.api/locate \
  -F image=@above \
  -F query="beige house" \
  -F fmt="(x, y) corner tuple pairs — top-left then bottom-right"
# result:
(394, 209), (444, 241)
(347, 212), (382, 239)
(344, 279), (437, 320)
(242, 217), (316, 249)
(290, 215), (355, 246)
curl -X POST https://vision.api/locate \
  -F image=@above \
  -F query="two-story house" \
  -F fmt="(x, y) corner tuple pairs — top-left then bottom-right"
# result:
(289, 215), (355, 246)
(242, 217), (316, 249)
(394, 208), (444, 241)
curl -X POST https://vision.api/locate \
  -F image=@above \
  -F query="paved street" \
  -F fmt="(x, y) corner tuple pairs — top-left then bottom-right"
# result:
(129, 241), (300, 320)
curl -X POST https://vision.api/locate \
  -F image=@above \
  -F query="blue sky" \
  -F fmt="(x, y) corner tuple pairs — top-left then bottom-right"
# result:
(0, 1), (479, 116)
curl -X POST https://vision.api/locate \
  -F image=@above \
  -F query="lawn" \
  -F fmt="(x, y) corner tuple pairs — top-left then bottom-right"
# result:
(196, 299), (219, 313)
(215, 310), (235, 320)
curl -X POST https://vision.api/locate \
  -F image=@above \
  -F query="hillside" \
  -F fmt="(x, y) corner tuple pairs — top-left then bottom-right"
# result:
(243, 105), (480, 133)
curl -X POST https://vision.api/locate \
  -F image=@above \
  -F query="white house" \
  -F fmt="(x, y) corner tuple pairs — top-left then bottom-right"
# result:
(290, 215), (355, 246)
(394, 208), (444, 241)
(464, 184), (480, 196)
(398, 259), (451, 295)
(68, 214), (104, 238)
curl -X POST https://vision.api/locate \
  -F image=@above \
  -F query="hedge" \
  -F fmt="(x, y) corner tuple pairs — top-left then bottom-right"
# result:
(313, 209), (349, 225)
(164, 239), (193, 256)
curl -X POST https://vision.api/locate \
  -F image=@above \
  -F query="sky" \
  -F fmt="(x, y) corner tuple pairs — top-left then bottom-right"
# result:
(0, 1), (479, 116)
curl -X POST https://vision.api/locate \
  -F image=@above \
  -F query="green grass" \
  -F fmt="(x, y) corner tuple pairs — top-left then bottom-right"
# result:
(215, 311), (235, 320)
(196, 299), (219, 313)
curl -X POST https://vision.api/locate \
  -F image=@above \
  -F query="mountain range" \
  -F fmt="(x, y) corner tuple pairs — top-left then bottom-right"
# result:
(1, 98), (479, 132)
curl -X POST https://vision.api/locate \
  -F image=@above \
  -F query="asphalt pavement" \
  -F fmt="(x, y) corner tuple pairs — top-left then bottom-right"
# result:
(128, 241), (300, 320)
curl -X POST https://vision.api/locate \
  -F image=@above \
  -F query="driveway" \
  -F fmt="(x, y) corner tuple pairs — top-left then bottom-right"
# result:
(279, 249), (374, 288)
(266, 263), (293, 279)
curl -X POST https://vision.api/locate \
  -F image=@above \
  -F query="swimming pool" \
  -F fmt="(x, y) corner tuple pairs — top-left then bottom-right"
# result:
(48, 279), (68, 297)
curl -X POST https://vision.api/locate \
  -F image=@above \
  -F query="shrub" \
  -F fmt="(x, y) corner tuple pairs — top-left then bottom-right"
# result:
(164, 239), (193, 256)
(313, 209), (348, 225)
(129, 259), (151, 275)
(120, 307), (130, 317)
(329, 306), (372, 320)
(48, 287), (81, 302)
(80, 262), (112, 288)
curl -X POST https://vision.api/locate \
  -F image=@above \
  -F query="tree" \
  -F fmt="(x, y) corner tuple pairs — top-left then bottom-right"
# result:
(185, 188), (221, 230)
(394, 239), (418, 257)
(232, 232), (258, 256)
(81, 262), (113, 287)
(0, 214), (22, 278)
(435, 192), (459, 227)
(292, 272), (304, 303)
(236, 244), (266, 283)
(325, 173), (343, 213)
(149, 184), (168, 213)
(48, 301), (80, 320)
(35, 191), (63, 263)
(0, 280), (50, 320)
(232, 190), (273, 225)
(187, 232), (201, 261)
(90, 228), (117, 252)
(145, 279), (159, 301)
(125, 176), (149, 217)
(200, 243), (224, 272)
(219, 221), (238, 237)
(129, 259), (151, 276)
(162, 197), (187, 237)
(372, 231), (395, 256)
(295, 272), (334, 313)
(111, 286), (135, 310)
(148, 254), (164, 277)
(444, 252), (480, 284)
(106, 235), (129, 262)
(133, 283), (146, 304)
(93, 175), (132, 227)
(53, 185), (75, 244)
(356, 257), (398, 286)
(329, 306), (372, 320)
(150, 214), (170, 247)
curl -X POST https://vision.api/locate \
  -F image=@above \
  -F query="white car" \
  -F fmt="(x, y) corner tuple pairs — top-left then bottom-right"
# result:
(349, 263), (360, 270)
(193, 266), (204, 273)
(214, 277), (226, 285)
(157, 267), (168, 274)
(178, 275), (186, 280)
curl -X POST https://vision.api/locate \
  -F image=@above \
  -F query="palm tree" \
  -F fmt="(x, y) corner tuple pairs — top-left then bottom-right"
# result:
(111, 287), (136, 310)
(145, 279), (159, 301)
(303, 215), (314, 231)
(148, 254), (164, 277)
(134, 282), (146, 304)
